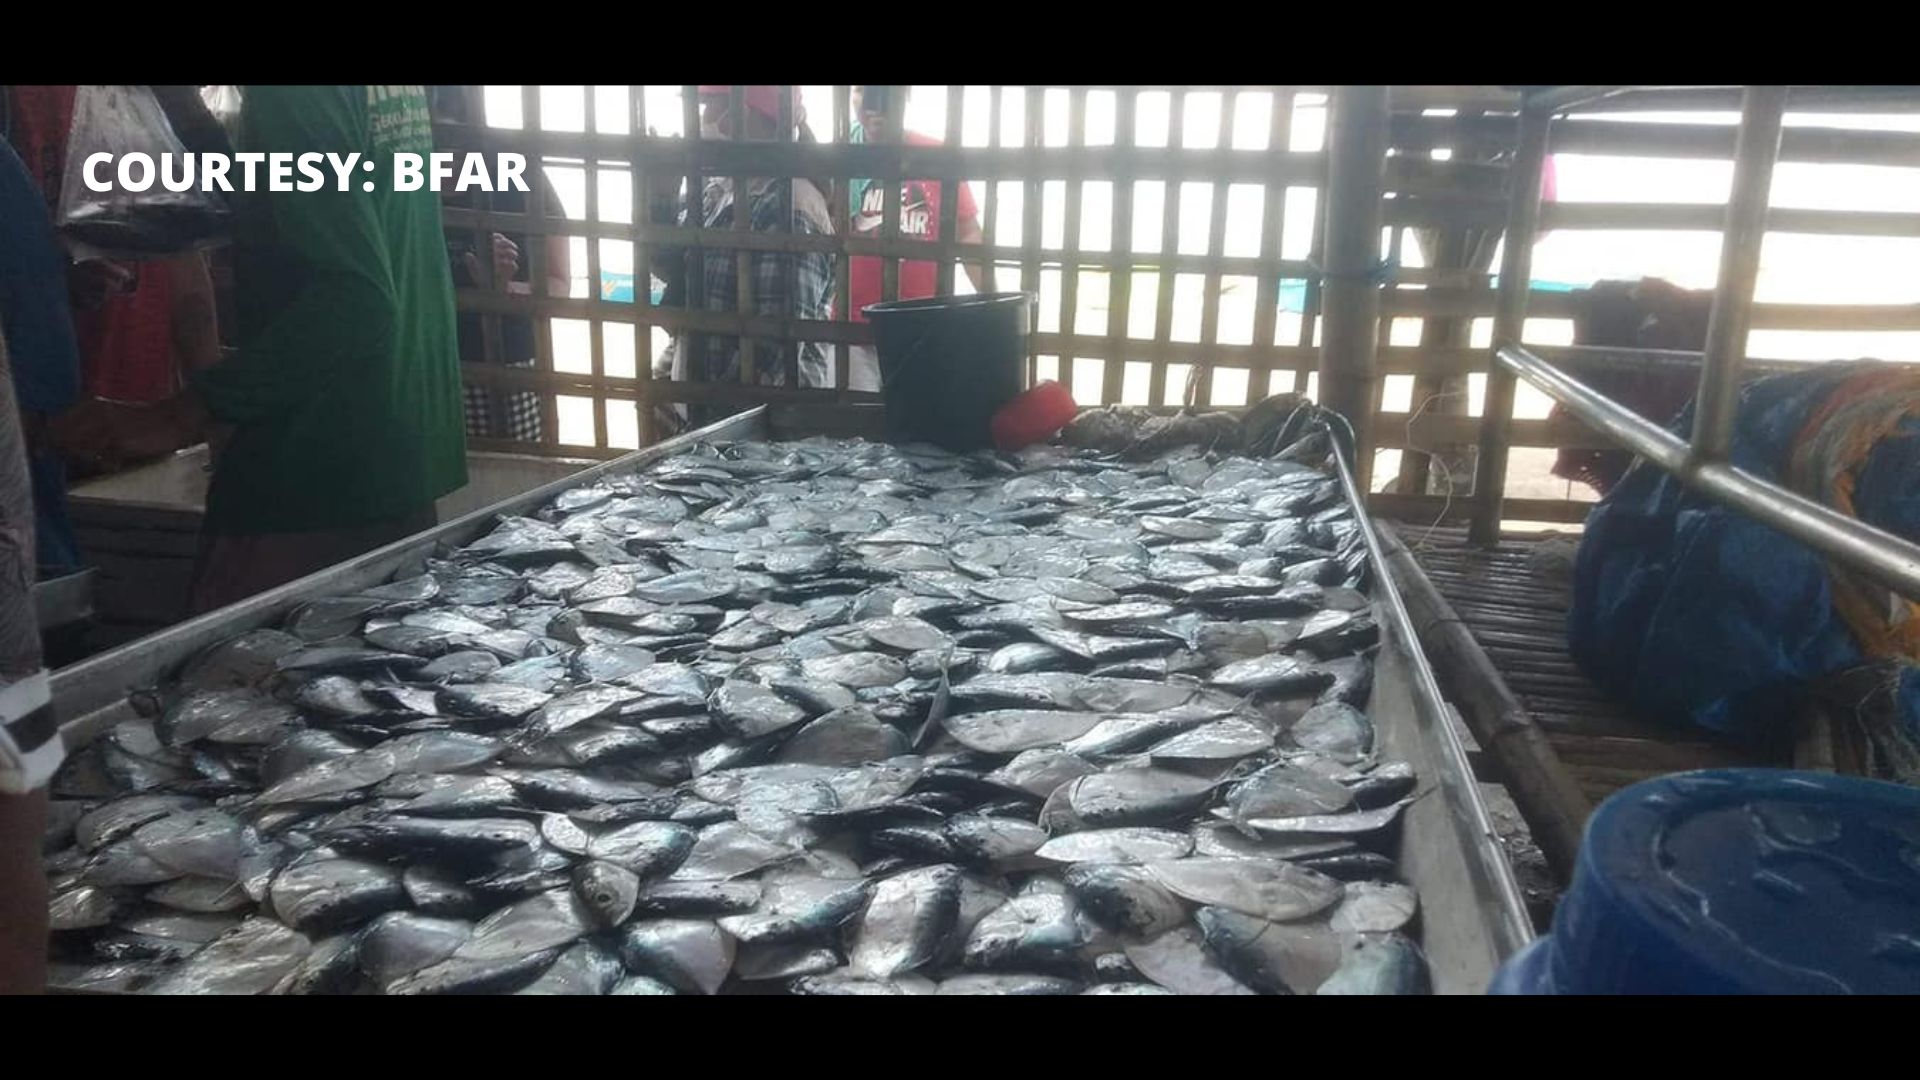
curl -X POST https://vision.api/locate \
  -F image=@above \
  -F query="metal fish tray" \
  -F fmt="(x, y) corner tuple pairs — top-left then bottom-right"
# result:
(48, 404), (1532, 994)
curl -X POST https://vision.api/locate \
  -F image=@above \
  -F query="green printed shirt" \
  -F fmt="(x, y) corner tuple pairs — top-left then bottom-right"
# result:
(194, 85), (466, 534)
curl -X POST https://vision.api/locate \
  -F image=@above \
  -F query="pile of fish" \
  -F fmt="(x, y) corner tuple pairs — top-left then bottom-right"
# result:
(41, 431), (1431, 995)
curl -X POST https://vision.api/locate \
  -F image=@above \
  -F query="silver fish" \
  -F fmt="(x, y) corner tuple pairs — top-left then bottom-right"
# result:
(1289, 701), (1375, 762)
(387, 949), (562, 996)
(573, 861), (641, 929)
(941, 710), (1108, 755)
(1123, 925), (1255, 996)
(515, 940), (624, 995)
(358, 912), (474, 987)
(1146, 857), (1344, 922)
(617, 919), (735, 996)
(146, 875), (251, 913)
(270, 858), (407, 934)
(1063, 863), (1189, 939)
(777, 707), (911, 766)
(1329, 881), (1420, 935)
(586, 820), (697, 879)
(49, 884), (131, 930)
(708, 680), (809, 740)
(733, 943), (842, 981)
(848, 864), (962, 978)
(1035, 827), (1195, 865)
(961, 889), (1092, 970)
(146, 917), (313, 995)
(270, 932), (362, 995)
(131, 810), (243, 880)
(715, 872), (871, 946)
(455, 887), (596, 961)
(936, 973), (1083, 996)
(74, 795), (203, 852)
(1208, 653), (1334, 695)
(1194, 906), (1343, 994)
(1316, 932), (1431, 995)
(610, 975), (679, 995)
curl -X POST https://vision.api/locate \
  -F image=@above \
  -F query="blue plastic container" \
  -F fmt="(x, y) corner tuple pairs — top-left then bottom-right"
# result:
(1489, 768), (1920, 994)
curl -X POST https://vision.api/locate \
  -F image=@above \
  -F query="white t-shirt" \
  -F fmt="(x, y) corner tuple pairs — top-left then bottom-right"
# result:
(0, 669), (59, 795)
(0, 328), (60, 793)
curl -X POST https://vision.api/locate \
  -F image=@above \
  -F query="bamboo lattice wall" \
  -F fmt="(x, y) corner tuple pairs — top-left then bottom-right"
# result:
(433, 85), (1920, 527)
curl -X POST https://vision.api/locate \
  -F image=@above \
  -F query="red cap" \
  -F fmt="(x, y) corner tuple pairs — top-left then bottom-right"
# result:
(697, 85), (787, 121)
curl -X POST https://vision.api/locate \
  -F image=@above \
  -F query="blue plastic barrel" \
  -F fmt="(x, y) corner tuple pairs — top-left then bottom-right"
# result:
(1490, 768), (1920, 994)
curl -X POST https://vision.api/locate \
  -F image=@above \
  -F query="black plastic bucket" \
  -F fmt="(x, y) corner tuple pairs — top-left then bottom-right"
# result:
(863, 292), (1034, 452)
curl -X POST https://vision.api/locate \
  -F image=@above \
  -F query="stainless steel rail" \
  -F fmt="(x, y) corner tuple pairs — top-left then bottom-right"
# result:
(1496, 343), (1920, 602)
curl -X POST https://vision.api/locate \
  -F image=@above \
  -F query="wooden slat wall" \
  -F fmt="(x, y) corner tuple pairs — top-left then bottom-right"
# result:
(437, 86), (1336, 451)
(434, 86), (1920, 525)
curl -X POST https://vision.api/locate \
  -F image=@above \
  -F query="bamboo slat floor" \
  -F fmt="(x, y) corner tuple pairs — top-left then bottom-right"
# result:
(1388, 523), (1776, 809)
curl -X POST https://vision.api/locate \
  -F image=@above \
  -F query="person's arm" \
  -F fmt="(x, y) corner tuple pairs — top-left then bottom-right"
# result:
(495, 177), (571, 298)
(0, 782), (48, 994)
(188, 86), (398, 424)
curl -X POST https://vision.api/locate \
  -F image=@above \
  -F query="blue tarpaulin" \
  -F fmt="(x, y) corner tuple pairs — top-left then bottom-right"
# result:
(1567, 363), (1920, 758)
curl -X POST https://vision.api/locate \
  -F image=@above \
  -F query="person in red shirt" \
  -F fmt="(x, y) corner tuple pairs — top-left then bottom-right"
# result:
(844, 85), (985, 391)
(3, 86), (221, 416)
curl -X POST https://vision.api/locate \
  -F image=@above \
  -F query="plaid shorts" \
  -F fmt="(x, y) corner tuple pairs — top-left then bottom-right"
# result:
(464, 358), (544, 442)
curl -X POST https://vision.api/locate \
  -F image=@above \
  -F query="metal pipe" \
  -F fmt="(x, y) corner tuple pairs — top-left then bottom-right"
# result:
(1599, 86), (1920, 114)
(1498, 344), (1920, 602)
(1525, 85), (1632, 114)
(1467, 105), (1553, 543)
(1540, 344), (1816, 380)
(1324, 410), (1536, 958)
(1690, 86), (1789, 462)
(1317, 86), (1391, 492)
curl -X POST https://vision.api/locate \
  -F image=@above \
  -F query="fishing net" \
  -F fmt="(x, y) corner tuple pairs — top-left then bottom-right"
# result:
(1569, 360), (1920, 783)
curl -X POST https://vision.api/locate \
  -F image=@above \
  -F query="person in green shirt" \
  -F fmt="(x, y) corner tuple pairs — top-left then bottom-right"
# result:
(52, 85), (467, 613)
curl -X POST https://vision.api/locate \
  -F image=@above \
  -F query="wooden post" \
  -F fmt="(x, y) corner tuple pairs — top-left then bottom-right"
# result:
(936, 85), (964, 298)
(1149, 90), (1186, 406)
(680, 85), (706, 403)
(880, 85), (905, 305)
(832, 84), (852, 395)
(1467, 105), (1551, 543)
(978, 86), (1002, 298)
(1395, 107), (1492, 497)
(522, 85), (561, 447)
(583, 87), (607, 449)
(731, 86), (755, 387)
(779, 86), (800, 389)
(1318, 86), (1389, 491)
(1059, 88), (1087, 398)
(1100, 89), (1138, 406)
(1022, 87), (1043, 385)
(631, 85), (657, 447)
(1249, 86), (1294, 402)
(1195, 91), (1232, 407)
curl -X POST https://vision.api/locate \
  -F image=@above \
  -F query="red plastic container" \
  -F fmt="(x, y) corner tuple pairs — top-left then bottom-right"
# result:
(990, 380), (1078, 452)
